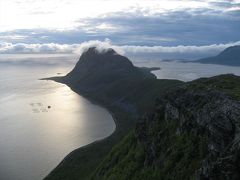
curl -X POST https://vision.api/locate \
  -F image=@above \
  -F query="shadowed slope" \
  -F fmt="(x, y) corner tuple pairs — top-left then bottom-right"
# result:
(44, 47), (182, 180)
(91, 74), (240, 180)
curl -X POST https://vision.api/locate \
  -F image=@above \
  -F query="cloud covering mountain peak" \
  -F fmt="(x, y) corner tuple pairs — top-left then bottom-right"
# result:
(1, 39), (240, 60)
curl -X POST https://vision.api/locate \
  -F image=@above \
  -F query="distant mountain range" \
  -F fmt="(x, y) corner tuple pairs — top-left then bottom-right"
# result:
(197, 45), (240, 66)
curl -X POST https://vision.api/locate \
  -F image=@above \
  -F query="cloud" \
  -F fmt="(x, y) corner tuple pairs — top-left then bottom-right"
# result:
(1, 0), (240, 46)
(81, 8), (240, 46)
(1, 1), (239, 63)
(2, 4), (239, 47)
(119, 41), (240, 59)
(0, 42), (79, 54)
(120, 41), (240, 54)
(0, 0), (221, 31)
(1, 40), (240, 60)
(73, 39), (125, 55)
(0, 35), (28, 41)
(0, 0), (239, 57)
(0, 39), (124, 54)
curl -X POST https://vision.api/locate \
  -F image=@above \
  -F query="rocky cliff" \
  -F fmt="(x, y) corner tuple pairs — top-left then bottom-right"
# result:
(63, 47), (155, 88)
(91, 74), (240, 180)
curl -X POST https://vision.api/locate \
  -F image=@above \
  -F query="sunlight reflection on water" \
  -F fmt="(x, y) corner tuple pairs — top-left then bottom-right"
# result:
(0, 55), (115, 180)
(1, 54), (240, 180)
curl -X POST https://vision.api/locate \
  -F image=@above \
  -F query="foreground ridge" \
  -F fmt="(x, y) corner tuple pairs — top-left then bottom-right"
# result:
(92, 74), (240, 180)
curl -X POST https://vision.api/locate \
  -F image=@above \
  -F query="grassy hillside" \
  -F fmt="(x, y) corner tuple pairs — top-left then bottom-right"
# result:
(91, 74), (240, 180)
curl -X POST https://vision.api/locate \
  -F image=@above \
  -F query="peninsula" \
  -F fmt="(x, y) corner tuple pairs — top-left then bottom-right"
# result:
(44, 47), (240, 180)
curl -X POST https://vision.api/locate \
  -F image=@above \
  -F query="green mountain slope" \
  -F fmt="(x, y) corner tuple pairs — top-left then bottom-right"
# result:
(91, 74), (240, 180)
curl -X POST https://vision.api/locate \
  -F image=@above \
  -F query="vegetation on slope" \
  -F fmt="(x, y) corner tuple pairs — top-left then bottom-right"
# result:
(91, 74), (240, 180)
(45, 47), (240, 180)
(190, 74), (240, 100)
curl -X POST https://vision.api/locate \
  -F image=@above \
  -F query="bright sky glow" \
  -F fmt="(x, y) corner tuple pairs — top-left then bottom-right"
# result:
(0, 0), (222, 31)
(0, 0), (239, 57)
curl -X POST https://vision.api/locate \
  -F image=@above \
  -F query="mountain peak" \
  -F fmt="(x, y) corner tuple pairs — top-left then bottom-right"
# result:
(72, 47), (134, 73)
(64, 47), (156, 85)
(83, 47), (117, 56)
(63, 46), (157, 87)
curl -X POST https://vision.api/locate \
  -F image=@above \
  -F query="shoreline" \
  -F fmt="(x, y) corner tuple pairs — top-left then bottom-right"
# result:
(43, 74), (182, 180)
(44, 78), (136, 180)
(45, 91), (118, 178)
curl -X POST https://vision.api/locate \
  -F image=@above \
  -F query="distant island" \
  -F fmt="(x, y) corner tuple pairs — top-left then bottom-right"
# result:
(197, 45), (240, 66)
(44, 47), (240, 180)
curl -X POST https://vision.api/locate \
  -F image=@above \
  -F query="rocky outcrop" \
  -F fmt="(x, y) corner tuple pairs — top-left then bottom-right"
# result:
(91, 74), (240, 180)
(66, 47), (135, 80)
(63, 47), (156, 87)
(135, 79), (240, 180)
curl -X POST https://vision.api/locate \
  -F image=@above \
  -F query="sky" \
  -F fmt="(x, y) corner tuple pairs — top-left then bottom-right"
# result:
(0, 0), (240, 59)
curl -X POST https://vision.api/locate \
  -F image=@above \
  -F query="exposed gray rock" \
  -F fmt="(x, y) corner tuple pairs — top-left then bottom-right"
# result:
(166, 89), (240, 179)
(136, 85), (240, 180)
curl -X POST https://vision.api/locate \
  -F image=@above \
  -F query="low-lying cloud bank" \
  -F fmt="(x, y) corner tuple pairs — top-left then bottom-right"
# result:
(1, 40), (240, 59)
(0, 42), (78, 54)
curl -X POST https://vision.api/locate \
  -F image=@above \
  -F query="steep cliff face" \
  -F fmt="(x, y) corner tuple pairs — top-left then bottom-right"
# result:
(67, 47), (135, 81)
(60, 47), (180, 114)
(64, 47), (155, 89)
(91, 74), (240, 180)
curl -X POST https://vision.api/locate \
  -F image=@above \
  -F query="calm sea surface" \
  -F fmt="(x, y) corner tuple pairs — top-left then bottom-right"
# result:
(132, 59), (240, 81)
(0, 54), (116, 180)
(0, 54), (239, 180)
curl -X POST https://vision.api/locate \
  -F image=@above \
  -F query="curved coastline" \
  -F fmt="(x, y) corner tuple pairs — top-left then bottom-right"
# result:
(43, 78), (135, 180)
(43, 76), (182, 180)
(42, 48), (183, 180)
(45, 93), (118, 174)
